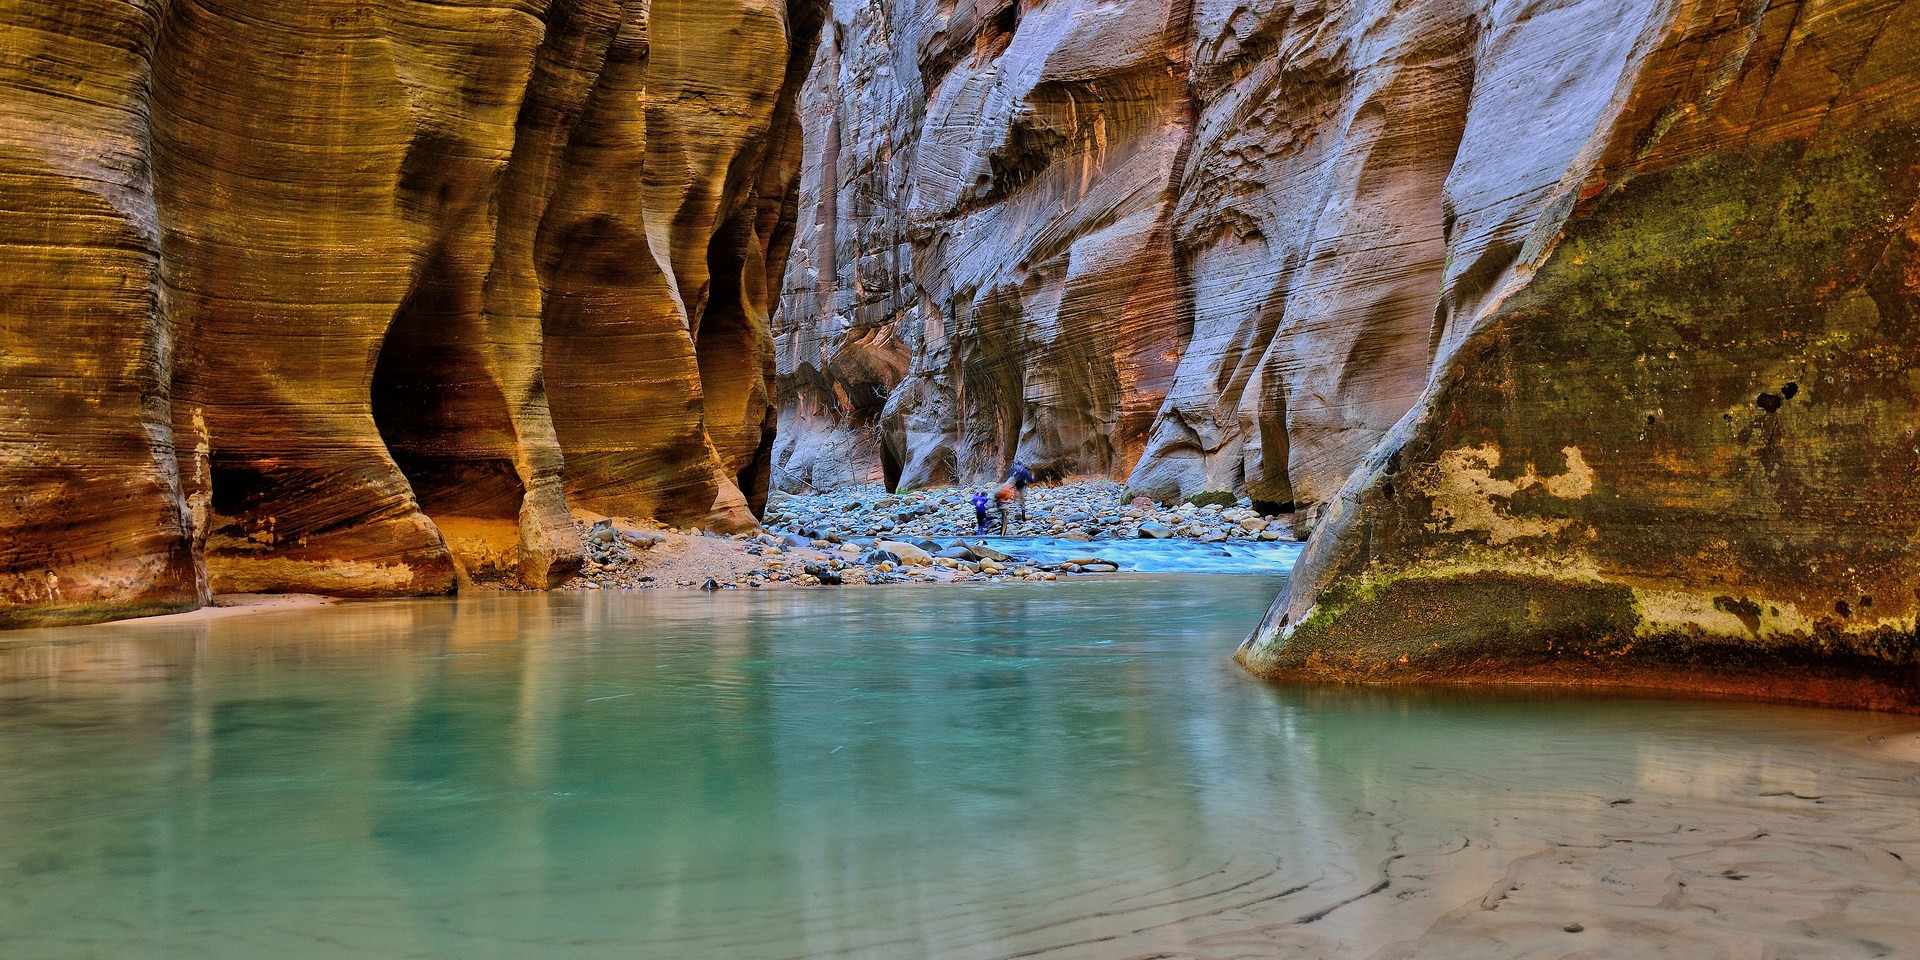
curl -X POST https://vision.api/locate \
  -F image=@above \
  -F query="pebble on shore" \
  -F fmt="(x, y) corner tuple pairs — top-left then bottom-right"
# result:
(553, 480), (1297, 592)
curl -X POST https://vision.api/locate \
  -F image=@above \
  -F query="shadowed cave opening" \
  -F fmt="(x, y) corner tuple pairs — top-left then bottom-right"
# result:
(990, 3), (1018, 43)
(371, 274), (527, 580)
(880, 434), (904, 493)
(826, 378), (897, 490)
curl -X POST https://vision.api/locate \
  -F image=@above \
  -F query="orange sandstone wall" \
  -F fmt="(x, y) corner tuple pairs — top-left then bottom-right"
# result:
(0, 0), (822, 627)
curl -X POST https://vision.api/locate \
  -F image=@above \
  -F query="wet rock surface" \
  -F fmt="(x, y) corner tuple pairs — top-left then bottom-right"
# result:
(552, 480), (1298, 590)
(1240, 0), (1920, 712)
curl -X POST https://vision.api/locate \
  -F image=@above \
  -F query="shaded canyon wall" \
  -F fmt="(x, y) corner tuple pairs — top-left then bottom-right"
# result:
(777, 0), (1920, 706)
(0, 0), (823, 627)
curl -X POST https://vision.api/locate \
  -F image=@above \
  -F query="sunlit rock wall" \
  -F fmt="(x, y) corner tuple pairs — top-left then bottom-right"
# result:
(0, 0), (821, 627)
(0, 1), (204, 628)
(775, 0), (1190, 491)
(1243, 0), (1920, 711)
(779, 0), (1920, 707)
(775, 0), (1498, 499)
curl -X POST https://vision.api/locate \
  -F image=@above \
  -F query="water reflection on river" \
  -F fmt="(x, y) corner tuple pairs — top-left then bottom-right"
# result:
(0, 579), (1916, 959)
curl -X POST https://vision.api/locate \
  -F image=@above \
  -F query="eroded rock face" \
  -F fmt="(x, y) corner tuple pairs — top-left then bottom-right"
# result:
(774, 0), (1502, 500)
(779, 0), (1920, 707)
(0, 1), (204, 627)
(776, 0), (1189, 492)
(1242, 0), (1920, 711)
(775, 0), (1654, 507)
(0, 0), (820, 627)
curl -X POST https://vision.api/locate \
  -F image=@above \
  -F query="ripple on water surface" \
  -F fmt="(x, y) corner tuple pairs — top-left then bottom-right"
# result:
(0, 578), (1916, 959)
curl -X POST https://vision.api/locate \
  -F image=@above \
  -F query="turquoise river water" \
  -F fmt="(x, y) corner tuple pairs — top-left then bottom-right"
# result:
(2, 576), (1918, 959)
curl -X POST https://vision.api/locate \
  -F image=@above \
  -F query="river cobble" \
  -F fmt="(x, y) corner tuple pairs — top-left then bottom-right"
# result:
(765, 480), (1296, 545)
(556, 481), (1298, 591)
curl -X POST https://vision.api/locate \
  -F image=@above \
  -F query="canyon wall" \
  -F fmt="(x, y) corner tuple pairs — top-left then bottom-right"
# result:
(778, 0), (1920, 706)
(775, 0), (1511, 502)
(775, 0), (1192, 492)
(1244, 0), (1920, 711)
(0, 0), (822, 627)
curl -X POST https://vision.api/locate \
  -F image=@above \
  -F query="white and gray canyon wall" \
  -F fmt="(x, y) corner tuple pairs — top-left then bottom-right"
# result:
(774, 0), (1669, 513)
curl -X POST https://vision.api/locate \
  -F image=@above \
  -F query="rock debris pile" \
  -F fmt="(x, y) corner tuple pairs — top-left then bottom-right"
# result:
(764, 481), (1296, 545)
(557, 481), (1297, 590)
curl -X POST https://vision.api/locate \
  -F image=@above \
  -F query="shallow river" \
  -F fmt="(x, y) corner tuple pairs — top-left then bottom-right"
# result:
(2, 577), (1917, 959)
(973, 536), (1303, 574)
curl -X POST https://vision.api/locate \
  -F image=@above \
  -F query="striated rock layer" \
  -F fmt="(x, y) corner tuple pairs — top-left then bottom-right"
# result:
(778, 0), (1920, 707)
(1, 0), (821, 627)
(775, 0), (1498, 502)
(1244, 0), (1920, 711)
(775, 0), (1191, 492)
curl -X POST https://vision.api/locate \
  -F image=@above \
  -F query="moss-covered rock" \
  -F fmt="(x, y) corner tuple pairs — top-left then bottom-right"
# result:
(1245, 1), (1920, 712)
(1184, 491), (1240, 509)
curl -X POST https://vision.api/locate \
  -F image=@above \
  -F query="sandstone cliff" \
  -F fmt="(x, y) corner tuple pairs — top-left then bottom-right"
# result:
(1243, 0), (1920, 711)
(776, 0), (1920, 706)
(775, 0), (1190, 492)
(0, 0), (821, 627)
(775, 0), (1488, 501)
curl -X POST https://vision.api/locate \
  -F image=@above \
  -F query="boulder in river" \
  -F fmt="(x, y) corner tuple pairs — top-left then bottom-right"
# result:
(874, 541), (933, 566)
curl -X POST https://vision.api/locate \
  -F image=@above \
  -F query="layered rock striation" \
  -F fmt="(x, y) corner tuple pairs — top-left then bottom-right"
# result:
(775, 0), (1499, 502)
(777, 0), (1920, 706)
(1244, 0), (1920, 711)
(1, 0), (821, 627)
(775, 0), (1191, 492)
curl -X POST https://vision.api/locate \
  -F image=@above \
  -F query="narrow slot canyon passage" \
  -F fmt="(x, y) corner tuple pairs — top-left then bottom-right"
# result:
(698, 218), (776, 515)
(0, 3), (1917, 956)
